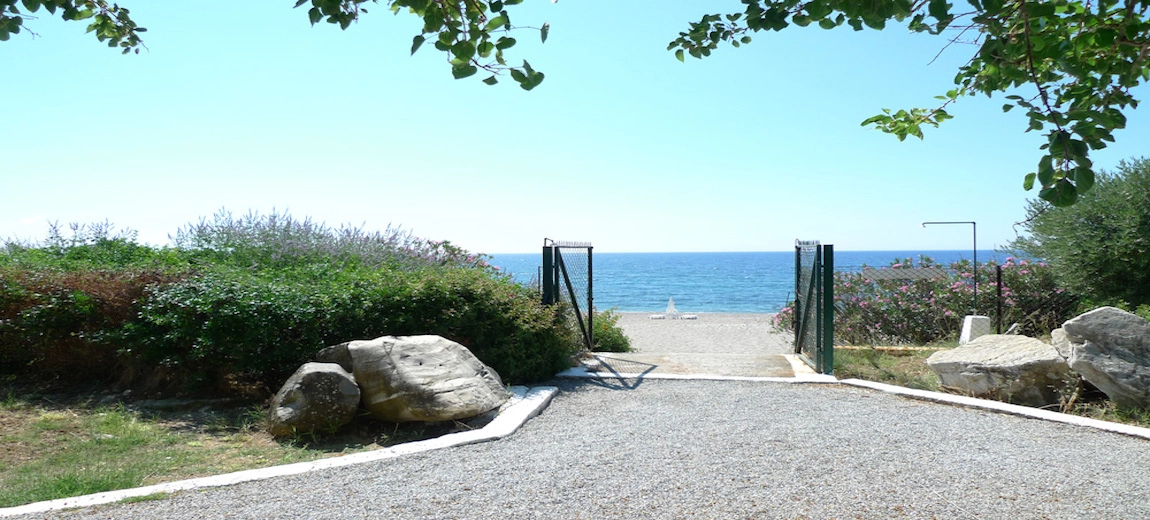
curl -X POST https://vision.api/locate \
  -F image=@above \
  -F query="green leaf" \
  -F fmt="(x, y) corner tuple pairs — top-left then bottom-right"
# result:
(484, 15), (506, 32)
(540, 22), (549, 43)
(21, 0), (39, 13)
(675, 49), (684, 62)
(928, 0), (949, 20)
(482, 75), (498, 85)
(450, 40), (476, 61)
(451, 64), (478, 79)
(1073, 167), (1095, 193)
(1037, 155), (1055, 186)
(410, 35), (425, 55)
(1039, 179), (1078, 207)
(478, 41), (494, 58)
(818, 18), (835, 29)
(1002, 104), (1014, 113)
(495, 37), (516, 50)
(1023, 172), (1036, 190)
(308, 7), (322, 25)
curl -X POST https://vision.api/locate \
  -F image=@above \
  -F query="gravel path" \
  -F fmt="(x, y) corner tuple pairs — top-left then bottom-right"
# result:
(36, 379), (1150, 519)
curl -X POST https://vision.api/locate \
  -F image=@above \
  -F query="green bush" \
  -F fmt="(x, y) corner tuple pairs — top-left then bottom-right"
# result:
(2, 212), (580, 393)
(590, 308), (631, 352)
(1010, 157), (1150, 306)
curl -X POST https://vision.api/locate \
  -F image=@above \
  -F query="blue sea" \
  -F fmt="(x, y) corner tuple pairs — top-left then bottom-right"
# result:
(488, 250), (1004, 314)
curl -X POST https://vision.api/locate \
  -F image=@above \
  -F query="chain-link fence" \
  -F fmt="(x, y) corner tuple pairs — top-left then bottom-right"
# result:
(542, 240), (593, 351)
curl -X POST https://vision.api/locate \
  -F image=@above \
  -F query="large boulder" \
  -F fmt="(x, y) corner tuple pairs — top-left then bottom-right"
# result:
(1063, 307), (1150, 409)
(926, 334), (1076, 407)
(345, 335), (510, 422)
(1050, 328), (1071, 360)
(268, 362), (360, 438)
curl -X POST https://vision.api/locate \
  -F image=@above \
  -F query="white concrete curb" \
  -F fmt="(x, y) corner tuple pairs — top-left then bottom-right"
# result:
(839, 378), (1150, 441)
(555, 366), (838, 384)
(0, 385), (559, 518)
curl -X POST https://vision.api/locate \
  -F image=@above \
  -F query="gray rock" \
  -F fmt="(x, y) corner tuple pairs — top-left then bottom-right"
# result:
(1063, 306), (1150, 409)
(268, 362), (360, 438)
(926, 334), (1076, 407)
(347, 335), (510, 422)
(1050, 328), (1071, 360)
(315, 341), (354, 373)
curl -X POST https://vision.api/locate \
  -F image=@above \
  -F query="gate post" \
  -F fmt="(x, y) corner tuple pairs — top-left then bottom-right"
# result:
(587, 245), (593, 347)
(821, 244), (835, 375)
(542, 244), (556, 305)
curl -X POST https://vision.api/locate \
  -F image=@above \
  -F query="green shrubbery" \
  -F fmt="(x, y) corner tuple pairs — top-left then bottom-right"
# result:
(1, 212), (585, 394)
(1011, 157), (1150, 307)
(590, 308), (631, 353)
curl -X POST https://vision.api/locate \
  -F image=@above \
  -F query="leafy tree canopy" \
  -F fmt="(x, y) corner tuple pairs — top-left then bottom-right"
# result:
(1010, 157), (1150, 306)
(4, 0), (1149, 206)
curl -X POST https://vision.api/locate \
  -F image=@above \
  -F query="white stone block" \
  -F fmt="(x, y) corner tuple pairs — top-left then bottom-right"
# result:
(959, 315), (992, 345)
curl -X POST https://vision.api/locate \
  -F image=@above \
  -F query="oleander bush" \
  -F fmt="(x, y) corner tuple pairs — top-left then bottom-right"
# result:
(773, 256), (1078, 346)
(1, 211), (585, 394)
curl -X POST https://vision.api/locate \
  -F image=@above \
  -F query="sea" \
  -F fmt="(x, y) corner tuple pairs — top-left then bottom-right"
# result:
(488, 250), (1004, 314)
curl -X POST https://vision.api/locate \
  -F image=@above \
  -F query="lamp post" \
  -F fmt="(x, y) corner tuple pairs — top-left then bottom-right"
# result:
(922, 221), (978, 314)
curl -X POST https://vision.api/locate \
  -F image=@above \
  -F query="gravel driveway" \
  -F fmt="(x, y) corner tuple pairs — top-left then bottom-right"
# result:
(34, 379), (1150, 519)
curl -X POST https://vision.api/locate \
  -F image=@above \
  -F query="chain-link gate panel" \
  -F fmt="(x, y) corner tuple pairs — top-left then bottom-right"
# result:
(794, 240), (833, 374)
(543, 239), (593, 351)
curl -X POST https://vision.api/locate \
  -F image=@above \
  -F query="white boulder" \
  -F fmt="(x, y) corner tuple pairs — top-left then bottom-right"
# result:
(1063, 307), (1150, 409)
(344, 335), (509, 422)
(927, 334), (1076, 407)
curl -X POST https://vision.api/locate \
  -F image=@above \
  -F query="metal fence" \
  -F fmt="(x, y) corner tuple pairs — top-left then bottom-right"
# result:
(542, 239), (593, 351)
(794, 240), (834, 374)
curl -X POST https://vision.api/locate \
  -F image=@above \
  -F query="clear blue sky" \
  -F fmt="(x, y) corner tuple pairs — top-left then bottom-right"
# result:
(3, 1), (1147, 253)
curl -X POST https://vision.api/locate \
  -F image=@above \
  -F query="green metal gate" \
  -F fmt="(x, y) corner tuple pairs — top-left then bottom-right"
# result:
(794, 240), (834, 374)
(542, 239), (593, 351)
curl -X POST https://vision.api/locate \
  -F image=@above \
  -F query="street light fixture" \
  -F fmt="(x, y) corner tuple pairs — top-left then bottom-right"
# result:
(922, 221), (978, 314)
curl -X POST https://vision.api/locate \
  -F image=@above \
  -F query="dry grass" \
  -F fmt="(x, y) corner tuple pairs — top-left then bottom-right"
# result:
(0, 384), (469, 509)
(833, 345), (1150, 429)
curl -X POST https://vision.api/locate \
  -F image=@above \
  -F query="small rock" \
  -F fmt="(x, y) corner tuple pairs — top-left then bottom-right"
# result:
(268, 362), (360, 438)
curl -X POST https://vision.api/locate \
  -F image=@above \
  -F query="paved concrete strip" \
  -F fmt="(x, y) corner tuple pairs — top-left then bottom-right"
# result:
(841, 378), (1150, 441)
(0, 386), (559, 518)
(555, 366), (838, 384)
(590, 352), (796, 377)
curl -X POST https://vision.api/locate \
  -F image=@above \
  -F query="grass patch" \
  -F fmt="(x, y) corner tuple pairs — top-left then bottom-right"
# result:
(832, 344), (1150, 429)
(0, 388), (472, 509)
(833, 347), (942, 392)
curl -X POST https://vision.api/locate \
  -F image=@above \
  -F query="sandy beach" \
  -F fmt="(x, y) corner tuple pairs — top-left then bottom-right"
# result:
(592, 312), (797, 376)
(614, 312), (793, 356)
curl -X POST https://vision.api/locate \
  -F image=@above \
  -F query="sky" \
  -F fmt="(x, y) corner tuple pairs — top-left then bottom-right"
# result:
(3, 1), (1147, 254)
